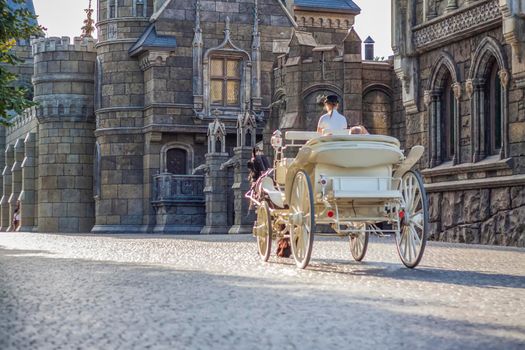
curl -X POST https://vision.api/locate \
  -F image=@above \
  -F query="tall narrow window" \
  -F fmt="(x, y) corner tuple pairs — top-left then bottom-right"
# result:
(210, 58), (241, 107)
(135, 0), (144, 16)
(441, 75), (455, 161)
(485, 61), (502, 155)
(109, 0), (116, 18)
(166, 148), (188, 175)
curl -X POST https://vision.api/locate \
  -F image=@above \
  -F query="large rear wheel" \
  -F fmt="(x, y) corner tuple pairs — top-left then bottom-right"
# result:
(395, 170), (428, 268)
(255, 201), (272, 262)
(289, 170), (315, 269)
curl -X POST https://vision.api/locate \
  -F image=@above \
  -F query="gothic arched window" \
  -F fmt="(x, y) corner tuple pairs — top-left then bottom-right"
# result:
(426, 52), (460, 167)
(468, 37), (509, 161)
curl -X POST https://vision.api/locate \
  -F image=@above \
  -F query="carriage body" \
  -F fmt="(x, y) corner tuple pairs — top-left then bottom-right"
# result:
(249, 130), (428, 269)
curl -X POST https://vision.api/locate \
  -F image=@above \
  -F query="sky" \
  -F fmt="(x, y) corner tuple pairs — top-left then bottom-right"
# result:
(32, 0), (393, 58)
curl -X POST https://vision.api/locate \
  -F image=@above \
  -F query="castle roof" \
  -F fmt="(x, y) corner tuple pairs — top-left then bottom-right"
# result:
(294, 0), (360, 14)
(7, 0), (38, 26)
(129, 24), (177, 57)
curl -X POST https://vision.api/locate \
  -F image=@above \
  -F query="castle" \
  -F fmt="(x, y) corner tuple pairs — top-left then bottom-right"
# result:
(1, 0), (524, 246)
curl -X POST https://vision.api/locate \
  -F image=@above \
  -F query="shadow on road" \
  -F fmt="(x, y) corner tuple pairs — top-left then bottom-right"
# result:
(1, 247), (524, 350)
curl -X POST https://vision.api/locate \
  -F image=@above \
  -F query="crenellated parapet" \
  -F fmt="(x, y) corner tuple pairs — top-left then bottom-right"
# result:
(31, 36), (96, 55)
(6, 107), (37, 134)
(31, 36), (96, 123)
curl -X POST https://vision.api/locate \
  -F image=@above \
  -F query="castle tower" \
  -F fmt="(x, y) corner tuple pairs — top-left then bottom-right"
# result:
(93, 0), (152, 233)
(31, 36), (97, 232)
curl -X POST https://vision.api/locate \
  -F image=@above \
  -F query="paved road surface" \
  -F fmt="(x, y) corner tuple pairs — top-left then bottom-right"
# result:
(0, 233), (524, 349)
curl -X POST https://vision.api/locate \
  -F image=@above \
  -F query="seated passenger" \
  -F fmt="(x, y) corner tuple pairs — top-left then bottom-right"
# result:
(316, 95), (370, 135)
(317, 95), (347, 134)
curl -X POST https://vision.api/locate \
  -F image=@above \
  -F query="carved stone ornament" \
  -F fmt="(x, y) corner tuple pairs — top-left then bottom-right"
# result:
(423, 90), (432, 106)
(465, 79), (474, 99)
(498, 69), (510, 88)
(415, 0), (501, 50)
(452, 82), (462, 100)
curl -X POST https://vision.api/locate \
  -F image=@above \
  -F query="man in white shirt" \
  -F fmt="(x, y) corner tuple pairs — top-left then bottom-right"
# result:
(316, 95), (369, 135)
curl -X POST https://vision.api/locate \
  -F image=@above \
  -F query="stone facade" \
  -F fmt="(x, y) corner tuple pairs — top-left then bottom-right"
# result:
(2, 0), (522, 246)
(393, 0), (525, 246)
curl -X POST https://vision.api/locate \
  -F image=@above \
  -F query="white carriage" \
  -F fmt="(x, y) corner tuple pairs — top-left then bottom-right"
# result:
(247, 130), (429, 269)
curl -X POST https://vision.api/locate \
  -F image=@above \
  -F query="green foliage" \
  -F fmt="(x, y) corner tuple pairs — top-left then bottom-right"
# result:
(373, 56), (385, 62)
(0, 0), (44, 125)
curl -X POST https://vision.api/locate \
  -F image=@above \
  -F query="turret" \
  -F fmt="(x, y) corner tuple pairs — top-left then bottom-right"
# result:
(31, 36), (97, 232)
(92, 0), (152, 233)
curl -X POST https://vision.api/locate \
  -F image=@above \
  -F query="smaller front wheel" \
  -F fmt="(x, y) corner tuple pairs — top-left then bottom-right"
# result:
(256, 201), (272, 262)
(350, 225), (369, 261)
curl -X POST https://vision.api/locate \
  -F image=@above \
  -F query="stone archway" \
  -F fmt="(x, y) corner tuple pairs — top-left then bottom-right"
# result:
(362, 85), (392, 135)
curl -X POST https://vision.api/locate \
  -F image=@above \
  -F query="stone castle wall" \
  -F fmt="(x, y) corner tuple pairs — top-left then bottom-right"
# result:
(394, 0), (525, 246)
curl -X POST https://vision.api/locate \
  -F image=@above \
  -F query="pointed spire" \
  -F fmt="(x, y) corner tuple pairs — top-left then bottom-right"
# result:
(252, 0), (260, 49)
(81, 0), (95, 38)
(193, 0), (203, 48)
(195, 0), (202, 33)
(253, 0), (259, 33)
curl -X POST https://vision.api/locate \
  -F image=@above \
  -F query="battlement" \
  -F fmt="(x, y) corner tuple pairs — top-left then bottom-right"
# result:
(6, 106), (38, 133)
(31, 36), (96, 55)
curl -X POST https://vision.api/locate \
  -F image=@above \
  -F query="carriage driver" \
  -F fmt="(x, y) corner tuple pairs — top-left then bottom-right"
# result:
(317, 95), (369, 135)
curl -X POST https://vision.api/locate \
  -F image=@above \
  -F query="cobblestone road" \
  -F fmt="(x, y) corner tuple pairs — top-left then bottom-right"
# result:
(0, 233), (524, 350)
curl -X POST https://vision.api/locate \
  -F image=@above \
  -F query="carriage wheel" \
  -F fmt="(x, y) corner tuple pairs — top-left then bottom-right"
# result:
(350, 225), (369, 261)
(289, 170), (315, 269)
(395, 170), (428, 268)
(256, 201), (272, 262)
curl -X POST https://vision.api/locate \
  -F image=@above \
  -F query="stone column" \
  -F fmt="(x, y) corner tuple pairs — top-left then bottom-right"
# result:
(201, 153), (230, 235)
(498, 69), (510, 159)
(8, 139), (24, 231)
(19, 133), (37, 232)
(0, 145), (14, 231)
(452, 83), (462, 165)
(428, 91), (441, 167)
(469, 80), (486, 162)
(228, 146), (254, 234)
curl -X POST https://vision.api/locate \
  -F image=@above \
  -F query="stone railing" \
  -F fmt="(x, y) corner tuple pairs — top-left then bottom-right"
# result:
(413, 0), (501, 52)
(152, 174), (204, 203)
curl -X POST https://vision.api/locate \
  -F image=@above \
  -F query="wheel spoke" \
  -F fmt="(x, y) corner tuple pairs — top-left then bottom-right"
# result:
(412, 220), (423, 231)
(410, 225), (422, 247)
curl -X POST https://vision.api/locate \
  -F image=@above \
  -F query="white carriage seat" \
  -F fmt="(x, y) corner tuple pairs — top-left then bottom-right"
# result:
(259, 176), (285, 208)
(305, 134), (404, 168)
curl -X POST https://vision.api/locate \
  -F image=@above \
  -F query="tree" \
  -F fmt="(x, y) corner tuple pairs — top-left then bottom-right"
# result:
(0, 0), (44, 125)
